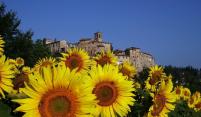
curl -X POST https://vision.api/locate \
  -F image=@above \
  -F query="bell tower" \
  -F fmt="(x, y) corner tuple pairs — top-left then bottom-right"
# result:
(94, 32), (102, 42)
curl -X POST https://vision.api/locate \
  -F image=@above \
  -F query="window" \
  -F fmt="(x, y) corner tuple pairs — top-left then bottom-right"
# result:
(61, 48), (65, 52)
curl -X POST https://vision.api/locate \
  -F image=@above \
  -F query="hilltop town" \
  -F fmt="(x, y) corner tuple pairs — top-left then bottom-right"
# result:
(43, 32), (155, 71)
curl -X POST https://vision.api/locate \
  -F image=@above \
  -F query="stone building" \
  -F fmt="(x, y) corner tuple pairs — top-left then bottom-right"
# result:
(114, 50), (130, 64)
(43, 38), (68, 54)
(114, 47), (155, 72)
(43, 32), (155, 72)
(76, 32), (112, 56)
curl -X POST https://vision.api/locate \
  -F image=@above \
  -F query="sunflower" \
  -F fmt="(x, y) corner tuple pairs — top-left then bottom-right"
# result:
(173, 86), (183, 100)
(148, 79), (176, 117)
(0, 55), (14, 97)
(145, 65), (165, 92)
(181, 87), (191, 100)
(188, 92), (200, 109)
(194, 99), (201, 112)
(12, 66), (31, 92)
(8, 58), (19, 74)
(0, 35), (5, 55)
(34, 57), (56, 73)
(87, 64), (135, 117)
(94, 50), (118, 66)
(193, 91), (201, 101)
(188, 96), (196, 109)
(8, 66), (32, 99)
(22, 66), (32, 75)
(35, 57), (56, 68)
(119, 61), (136, 79)
(16, 57), (24, 67)
(60, 48), (92, 75)
(13, 73), (29, 91)
(8, 58), (17, 65)
(13, 65), (96, 117)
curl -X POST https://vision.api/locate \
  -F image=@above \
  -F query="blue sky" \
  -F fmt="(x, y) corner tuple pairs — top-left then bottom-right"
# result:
(2, 0), (201, 68)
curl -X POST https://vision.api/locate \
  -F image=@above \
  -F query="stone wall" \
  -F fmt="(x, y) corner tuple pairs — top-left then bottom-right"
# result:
(44, 39), (68, 54)
(77, 32), (112, 56)
(115, 48), (155, 72)
(43, 32), (155, 72)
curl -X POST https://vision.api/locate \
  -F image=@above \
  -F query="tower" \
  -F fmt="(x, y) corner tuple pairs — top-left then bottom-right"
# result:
(94, 32), (102, 42)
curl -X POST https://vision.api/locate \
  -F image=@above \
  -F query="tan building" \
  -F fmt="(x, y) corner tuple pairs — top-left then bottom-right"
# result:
(76, 32), (112, 56)
(114, 50), (130, 64)
(43, 32), (155, 72)
(43, 32), (112, 56)
(43, 38), (68, 54)
(114, 47), (155, 72)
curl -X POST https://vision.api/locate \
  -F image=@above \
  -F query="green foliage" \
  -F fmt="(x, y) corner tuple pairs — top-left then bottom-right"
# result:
(6, 31), (34, 65)
(164, 66), (201, 116)
(128, 66), (201, 117)
(169, 101), (201, 117)
(30, 39), (51, 67)
(0, 101), (12, 117)
(0, 3), (20, 39)
(164, 65), (201, 93)
(128, 68), (152, 117)
(128, 89), (152, 117)
(0, 2), (51, 67)
(136, 68), (149, 88)
(0, 97), (23, 117)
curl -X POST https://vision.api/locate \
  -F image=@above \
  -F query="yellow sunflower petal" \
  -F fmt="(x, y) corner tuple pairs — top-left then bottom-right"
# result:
(13, 65), (96, 117)
(88, 64), (135, 117)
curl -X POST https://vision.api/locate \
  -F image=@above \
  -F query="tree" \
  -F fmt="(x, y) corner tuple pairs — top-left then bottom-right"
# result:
(0, 3), (20, 39)
(0, 2), (51, 66)
(164, 65), (201, 93)
(7, 31), (34, 64)
(30, 39), (51, 66)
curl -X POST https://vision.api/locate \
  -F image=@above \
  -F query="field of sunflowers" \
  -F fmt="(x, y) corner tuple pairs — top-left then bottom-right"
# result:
(0, 35), (201, 117)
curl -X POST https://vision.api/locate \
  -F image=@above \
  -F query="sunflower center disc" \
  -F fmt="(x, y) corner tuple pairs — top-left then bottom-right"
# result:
(70, 59), (79, 69)
(49, 96), (71, 116)
(189, 97), (194, 104)
(13, 74), (29, 90)
(176, 88), (181, 95)
(184, 91), (189, 96)
(121, 67), (131, 77)
(149, 71), (161, 85)
(66, 54), (82, 70)
(98, 55), (111, 66)
(151, 94), (166, 116)
(195, 102), (201, 108)
(94, 82), (117, 106)
(152, 71), (161, 79)
(39, 89), (78, 117)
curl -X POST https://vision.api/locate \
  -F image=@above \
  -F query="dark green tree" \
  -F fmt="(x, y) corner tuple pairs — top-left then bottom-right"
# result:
(0, 2), (51, 66)
(164, 65), (201, 93)
(31, 39), (51, 66)
(0, 3), (20, 39)
(8, 31), (34, 65)
(0, 3), (33, 64)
